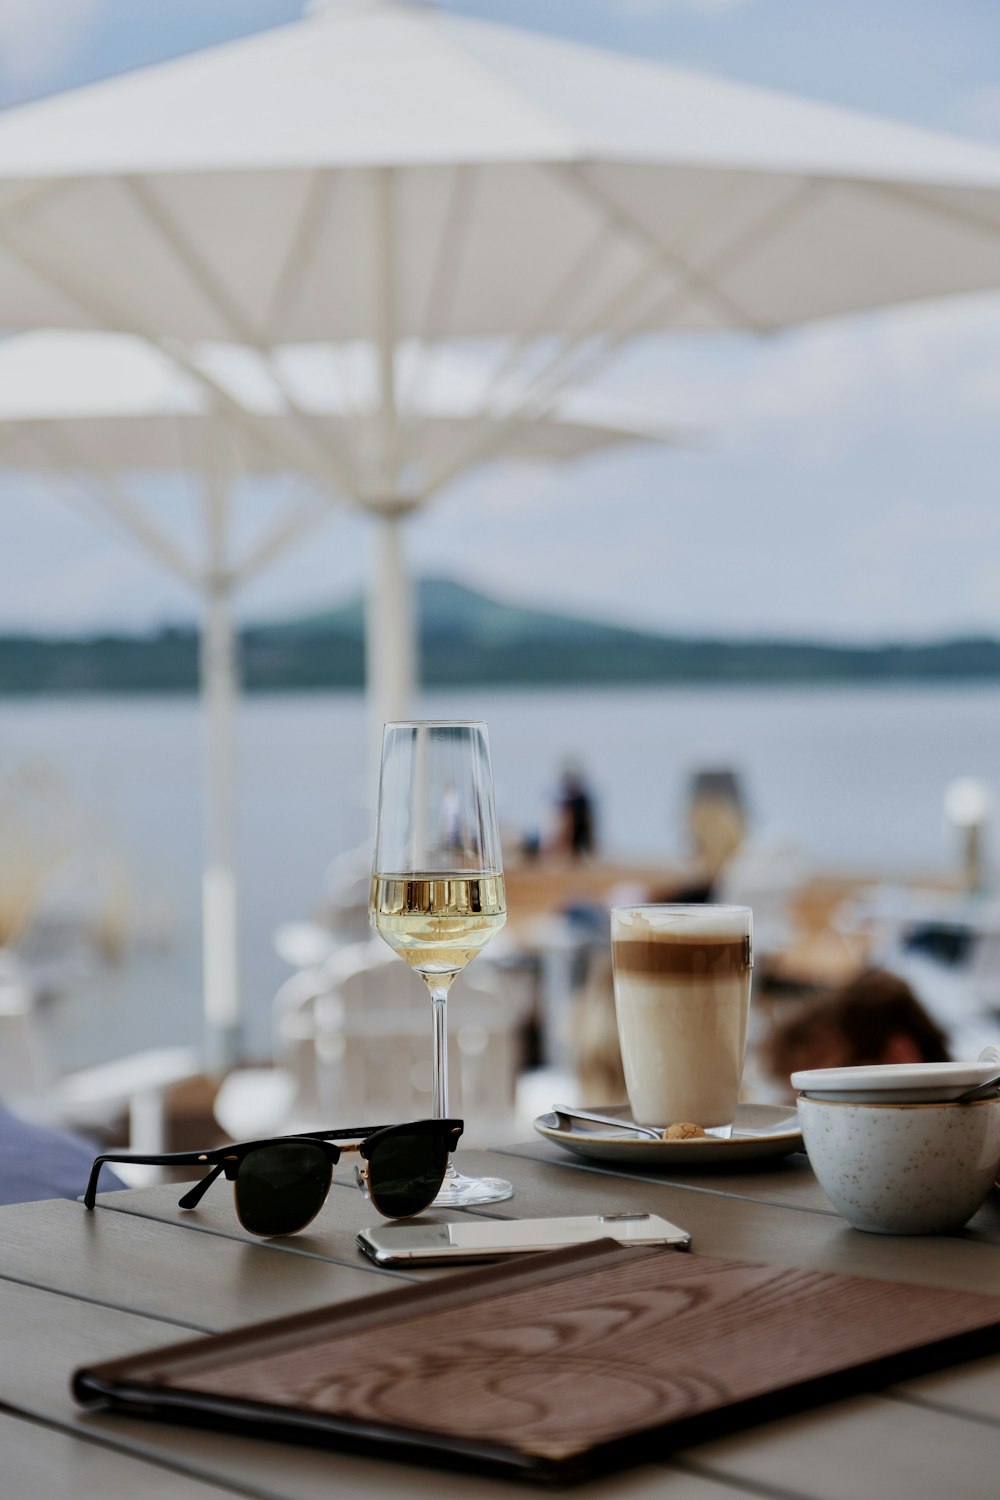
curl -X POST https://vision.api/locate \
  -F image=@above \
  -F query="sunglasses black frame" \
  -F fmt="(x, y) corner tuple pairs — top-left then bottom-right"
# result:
(84, 1118), (464, 1233)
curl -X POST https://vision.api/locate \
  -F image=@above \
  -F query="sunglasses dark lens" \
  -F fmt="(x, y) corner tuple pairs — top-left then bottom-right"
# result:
(235, 1142), (332, 1237)
(367, 1130), (448, 1217)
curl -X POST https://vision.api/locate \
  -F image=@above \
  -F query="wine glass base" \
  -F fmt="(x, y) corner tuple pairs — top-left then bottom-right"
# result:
(433, 1171), (513, 1207)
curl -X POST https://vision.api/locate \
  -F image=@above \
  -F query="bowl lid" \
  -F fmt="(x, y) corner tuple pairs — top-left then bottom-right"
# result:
(791, 1060), (999, 1103)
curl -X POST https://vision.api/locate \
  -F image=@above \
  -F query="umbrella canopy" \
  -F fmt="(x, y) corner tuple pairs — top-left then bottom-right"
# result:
(0, 328), (671, 1065)
(1, 0), (1000, 348)
(2, 0), (1000, 729)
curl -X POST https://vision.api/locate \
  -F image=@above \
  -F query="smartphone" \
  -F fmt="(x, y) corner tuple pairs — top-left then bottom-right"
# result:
(356, 1212), (691, 1266)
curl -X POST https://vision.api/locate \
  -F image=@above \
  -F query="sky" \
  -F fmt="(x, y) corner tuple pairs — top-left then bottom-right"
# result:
(2, 0), (1000, 642)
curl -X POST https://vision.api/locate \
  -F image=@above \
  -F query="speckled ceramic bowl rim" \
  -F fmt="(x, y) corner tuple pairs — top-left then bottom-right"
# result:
(797, 1093), (1000, 1111)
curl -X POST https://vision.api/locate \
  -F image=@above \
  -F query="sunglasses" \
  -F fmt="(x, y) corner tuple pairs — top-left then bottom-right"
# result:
(84, 1118), (464, 1237)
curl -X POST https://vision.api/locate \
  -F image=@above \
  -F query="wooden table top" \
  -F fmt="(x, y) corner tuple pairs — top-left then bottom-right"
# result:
(3, 1137), (1000, 1498)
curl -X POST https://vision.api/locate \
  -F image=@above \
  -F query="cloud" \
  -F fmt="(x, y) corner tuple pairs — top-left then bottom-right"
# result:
(613, 0), (750, 15)
(585, 292), (1000, 463)
(953, 85), (1000, 144)
(0, 0), (104, 87)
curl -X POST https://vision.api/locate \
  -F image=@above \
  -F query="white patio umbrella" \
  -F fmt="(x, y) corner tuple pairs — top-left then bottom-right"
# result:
(0, 328), (672, 1065)
(1, 0), (1000, 724)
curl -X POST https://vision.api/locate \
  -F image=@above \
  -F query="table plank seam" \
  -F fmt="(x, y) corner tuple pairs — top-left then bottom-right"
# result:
(4, 1367), (995, 1500)
(665, 1452), (817, 1500)
(329, 1176), (517, 1224)
(0, 1397), (300, 1500)
(664, 1384), (1000, 1496)
(492, 1144), (840, 1218)
(1, 1387), (791, 1500)
(881, 1388), (1000, 1429)
(89, 1198), (424, 1281)
(958, 1229), (1000, 1246)
(0, 1268), (213, 1334)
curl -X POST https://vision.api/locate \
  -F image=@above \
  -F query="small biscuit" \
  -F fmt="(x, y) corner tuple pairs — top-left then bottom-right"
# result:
(662, 1122), (707, 1141)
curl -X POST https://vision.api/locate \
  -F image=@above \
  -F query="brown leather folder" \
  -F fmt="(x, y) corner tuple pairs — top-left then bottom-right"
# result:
(73, 1239), (1000, 1481)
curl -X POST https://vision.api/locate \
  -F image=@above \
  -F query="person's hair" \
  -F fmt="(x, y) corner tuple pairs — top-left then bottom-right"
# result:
(766, 968), (950, 1081)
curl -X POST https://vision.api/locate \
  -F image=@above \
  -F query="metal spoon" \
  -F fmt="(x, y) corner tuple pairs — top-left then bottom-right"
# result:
(551, 1104), (799, 1140)
(552, 1105), (667, 1140)
(952, 1074), (1000, 1104)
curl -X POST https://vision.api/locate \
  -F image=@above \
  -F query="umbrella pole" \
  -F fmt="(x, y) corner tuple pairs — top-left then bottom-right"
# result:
(366, 506), (415, 750)
(366, 167), (416, 748)
(200, 579), (240, 1073)
(200, 434), (241, 1074)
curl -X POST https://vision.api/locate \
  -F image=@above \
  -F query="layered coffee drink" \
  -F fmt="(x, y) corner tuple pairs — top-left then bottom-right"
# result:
(611, 905), (752, 1128)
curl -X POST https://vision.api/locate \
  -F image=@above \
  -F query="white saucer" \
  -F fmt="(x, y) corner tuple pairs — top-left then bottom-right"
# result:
(533, 1103), (803, 1166)
(791, 1060), (999, 1103)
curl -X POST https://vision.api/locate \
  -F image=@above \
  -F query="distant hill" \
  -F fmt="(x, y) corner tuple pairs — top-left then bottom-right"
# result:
(1, 578), (999, 693)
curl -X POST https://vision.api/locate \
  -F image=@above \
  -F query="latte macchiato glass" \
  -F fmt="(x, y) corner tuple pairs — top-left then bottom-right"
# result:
(611, 905), (753, 1129)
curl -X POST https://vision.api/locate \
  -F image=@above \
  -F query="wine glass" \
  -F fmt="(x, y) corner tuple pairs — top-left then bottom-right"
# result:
(370, 720), (512, 1206)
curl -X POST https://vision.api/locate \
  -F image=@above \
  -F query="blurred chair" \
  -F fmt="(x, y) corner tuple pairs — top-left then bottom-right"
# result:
(0, 947), (200, 1161)
(716, 831), (809, 959)
(321, 844), (375, 945)
(317, 945), (526, 1135)
(215, 940), (531, 1147)
(687, 769), (747, 885)
(966, 900), (1000, 1014)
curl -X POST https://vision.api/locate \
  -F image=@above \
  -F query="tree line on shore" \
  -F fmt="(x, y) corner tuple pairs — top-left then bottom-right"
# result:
(2, 579), (997, 693)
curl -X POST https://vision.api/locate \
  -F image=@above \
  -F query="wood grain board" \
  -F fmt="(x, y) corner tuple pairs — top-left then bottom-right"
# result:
(72, 1240), (1000, 1477)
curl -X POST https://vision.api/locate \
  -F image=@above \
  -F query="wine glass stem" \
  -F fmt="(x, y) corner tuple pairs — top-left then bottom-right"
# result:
(430, 985), (449, 1119)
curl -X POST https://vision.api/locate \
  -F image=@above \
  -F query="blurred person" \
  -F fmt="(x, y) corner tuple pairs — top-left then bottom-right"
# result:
(438, 779), (466, 856)
(551, 761), (596, 859)
(765, 968), (950, 1096)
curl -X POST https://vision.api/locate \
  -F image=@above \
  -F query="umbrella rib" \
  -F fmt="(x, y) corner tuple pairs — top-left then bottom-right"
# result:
(0, 219), (353, 498)
(495, 173), (829, 424)
(396, 163), (477, 426)
(473, 221), (621, 414)
(123, 174), (362, 499)
(404, 187), (641, 496)
(234, 491), (334, 584)
(419, 179), (821, 500)
(420, 228), (672, 498)
(554, 161), (774, 336)
(23, 424), (201, 586)
(440, 159), (736, 452)
(260, 170), (363, 432)
(855, 177), (1000, 253)
(640, 179), (827, 334)
(373, 164), (399, 502)
(417, 163), (478, 347)
(260, 168), (341, 346)
(323, 342), (364, 426)
(123, 177), (259, 341)
(0, 176), (74, 234)
(418, 260), (679, 498)
(34, 472), (152, 571)
(452, 164), (723, 434)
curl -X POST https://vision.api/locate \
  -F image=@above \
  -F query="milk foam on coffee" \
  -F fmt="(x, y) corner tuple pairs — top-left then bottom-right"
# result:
(611, 905), (752, 1128)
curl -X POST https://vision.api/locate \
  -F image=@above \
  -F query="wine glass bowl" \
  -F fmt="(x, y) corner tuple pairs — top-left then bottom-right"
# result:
(369, 871), (506, 979)
(370, 721), (512, 1206)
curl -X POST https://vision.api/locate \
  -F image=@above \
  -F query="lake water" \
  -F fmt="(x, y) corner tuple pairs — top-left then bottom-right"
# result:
(2, 683), (997, 1068)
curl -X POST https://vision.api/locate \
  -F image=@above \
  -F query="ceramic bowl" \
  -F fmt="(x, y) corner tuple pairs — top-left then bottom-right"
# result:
(797, 1093), (1000, 1235)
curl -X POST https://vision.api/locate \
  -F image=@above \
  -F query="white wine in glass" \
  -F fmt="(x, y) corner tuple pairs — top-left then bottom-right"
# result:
(370, 721), (512, 1206)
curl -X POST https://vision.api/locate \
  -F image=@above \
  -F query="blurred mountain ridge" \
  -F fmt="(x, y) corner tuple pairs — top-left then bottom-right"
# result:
(0, 576), (998, 693)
